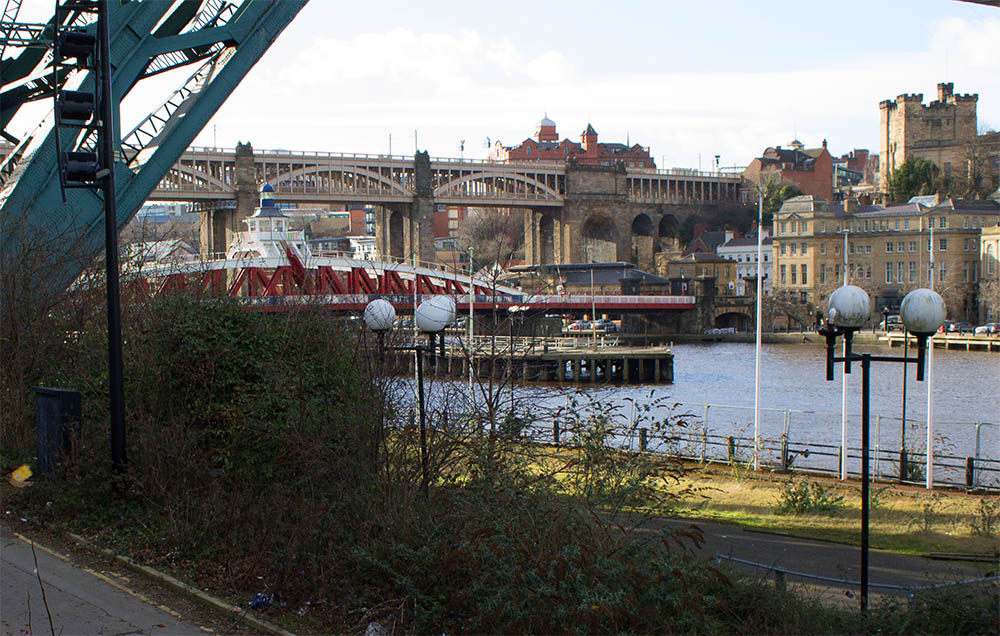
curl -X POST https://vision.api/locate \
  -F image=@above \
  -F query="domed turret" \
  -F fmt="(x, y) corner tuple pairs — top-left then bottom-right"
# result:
(535, 114), (558, 142)
(260, 183), (276, 208)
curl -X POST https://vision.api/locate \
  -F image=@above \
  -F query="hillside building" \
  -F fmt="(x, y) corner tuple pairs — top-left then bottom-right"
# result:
(490, 116), (655, 168)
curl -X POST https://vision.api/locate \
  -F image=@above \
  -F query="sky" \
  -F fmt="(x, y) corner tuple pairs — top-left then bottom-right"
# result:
(9, 1), (1000, 169)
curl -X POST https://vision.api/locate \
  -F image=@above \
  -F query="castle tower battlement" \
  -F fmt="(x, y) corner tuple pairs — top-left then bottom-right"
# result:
(879, 83), (980, 194)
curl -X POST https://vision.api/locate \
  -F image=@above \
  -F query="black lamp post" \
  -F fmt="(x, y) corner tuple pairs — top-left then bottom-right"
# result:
(365, 297), (454, 501)
(819, 285), (946, 615)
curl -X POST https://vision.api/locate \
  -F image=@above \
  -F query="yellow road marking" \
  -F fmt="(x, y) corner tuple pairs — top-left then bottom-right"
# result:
(13, 532), (70, 562)
(13, 531), (185, 621)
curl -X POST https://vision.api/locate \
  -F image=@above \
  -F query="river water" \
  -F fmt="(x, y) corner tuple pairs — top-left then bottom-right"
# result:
(414, 340), (998, 486)
(565, 341), (999, 484)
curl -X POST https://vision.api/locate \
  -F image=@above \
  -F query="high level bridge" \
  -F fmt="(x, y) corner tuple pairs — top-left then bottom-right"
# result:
(154, 144), (745, 271)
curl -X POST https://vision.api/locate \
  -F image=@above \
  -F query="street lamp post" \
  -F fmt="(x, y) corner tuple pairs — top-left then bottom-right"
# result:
(819, 285), (945, 615)
(364, 296), (455, 500)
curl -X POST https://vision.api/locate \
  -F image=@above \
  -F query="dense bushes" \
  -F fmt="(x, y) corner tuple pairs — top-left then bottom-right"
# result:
(3, 280), (998, 633)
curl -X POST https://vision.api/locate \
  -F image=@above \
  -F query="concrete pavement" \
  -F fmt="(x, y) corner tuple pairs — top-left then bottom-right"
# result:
(1, 525), (204, 636)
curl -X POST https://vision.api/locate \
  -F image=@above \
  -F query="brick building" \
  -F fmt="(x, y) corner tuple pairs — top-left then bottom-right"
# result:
(772, 194), (1000, 322)
(490, 116), (656, 168)
(742, 140), (835, 202)
(879, 82), (1000, 195)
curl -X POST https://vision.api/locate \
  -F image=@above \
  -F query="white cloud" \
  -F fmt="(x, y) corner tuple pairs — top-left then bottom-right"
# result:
(194, 16), (1000, 168)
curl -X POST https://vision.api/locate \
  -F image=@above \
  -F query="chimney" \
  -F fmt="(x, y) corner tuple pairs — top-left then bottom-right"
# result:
(822, 139), (827, 149)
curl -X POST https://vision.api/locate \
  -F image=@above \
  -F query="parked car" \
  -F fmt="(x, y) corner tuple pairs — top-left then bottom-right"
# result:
(879, 315), (904, 332)
(567, 320), (591, 331)
(945, 321), (975, 334)
(974, 322), (1000, 336)
(593, 318), (618, 333)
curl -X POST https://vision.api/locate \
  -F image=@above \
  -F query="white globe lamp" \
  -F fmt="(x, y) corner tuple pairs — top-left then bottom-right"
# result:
(415, 296), (456, 334)
(827, 285), (870, 329)
(363, 298), (396, 333)
(900, 288), (946, 336)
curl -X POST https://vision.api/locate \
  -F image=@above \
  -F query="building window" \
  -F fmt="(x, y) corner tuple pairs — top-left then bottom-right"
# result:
(849, 242), (855, 254)
(898, 261), (904, 283)
(820, 222), (826, 233)
(909, 241), (916, 252)
(864, 220), (870, 232)
(866, 265), (871, 280)
(801, 264), (807, 285)
(904, 219), (910, 230)
(820, 243), (826, 254)
(885, 262), (892, 283)
(964, 238), (970, 251)
(800, 222), (808, 234)
(791, 221), (797, 234)
(939, 238), (947, 251)
(909, 261), (916, 282)
(897, 242), (904, 252)
(780, 264), (786, 284)
(886, 242), (893, 253)
(725, 266), (730, 278)
(835, 263), (841, 281)
(835, 244), (840, 255)
(865, 244), (872, 254)
(821, 264), (827, 284)
(939, 217), (947, 229)
(972, 262), (978, 282)
(964, 262), (970, 282)
(791, 243), (797, 255)
(801, 242), (807, 255)
(780, 243), (787, 255)
(781, 222), (787, 234)
(895, 219), (900, 230)
(791, 265), (797, 284)
(988, 245), (996, 275)
(939, 262), (946, 281)
(964, 217), (969, 229)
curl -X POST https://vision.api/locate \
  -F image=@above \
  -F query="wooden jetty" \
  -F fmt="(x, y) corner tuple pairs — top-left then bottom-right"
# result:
(386, 337), (673, 384)
(881, 333), (999, 352)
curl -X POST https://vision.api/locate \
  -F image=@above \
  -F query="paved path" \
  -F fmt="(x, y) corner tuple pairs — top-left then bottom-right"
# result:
(1, 525), (204, 636)
(643, 516), (992, 600)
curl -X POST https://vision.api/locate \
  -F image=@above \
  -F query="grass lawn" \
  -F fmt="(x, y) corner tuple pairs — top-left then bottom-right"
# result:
(663, 463), (999, 557)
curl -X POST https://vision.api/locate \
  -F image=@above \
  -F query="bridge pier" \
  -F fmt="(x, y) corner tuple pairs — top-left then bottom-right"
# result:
(199, 141), (257, 257)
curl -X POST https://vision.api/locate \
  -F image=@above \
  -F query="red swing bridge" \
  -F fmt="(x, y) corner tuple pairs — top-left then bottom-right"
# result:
(129, 249), (697, 315)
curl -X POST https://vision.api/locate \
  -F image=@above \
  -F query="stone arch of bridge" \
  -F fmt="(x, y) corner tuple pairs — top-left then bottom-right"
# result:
(432, 170), (563, 201)
(713, 310), (751, 332)
(539, 214), (556, 265)
(630, 212), (657, 270)
(581, 213), (620, 262)
(658, 213), (680, 238)
(162, 165), (233, 193)
(270, 165), (413, 197)
(388, 209), (406, 260)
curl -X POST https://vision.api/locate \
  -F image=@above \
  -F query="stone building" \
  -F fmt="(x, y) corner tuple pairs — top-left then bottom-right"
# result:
(981, 221), (1000, 323)
(742, 140), (835, 203)
(879, 82), (1000, 195)
(491, 116), (656, 169)
(772, 194), (1000, 322)
(658, 252), (741, 297)
(716, 230), (774, 295)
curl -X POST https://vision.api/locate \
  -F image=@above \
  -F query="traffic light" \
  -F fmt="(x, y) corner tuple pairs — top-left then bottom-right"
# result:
(57, 90), (96, 123)
(57, 30), (96, 66)
(53, 2), (101, 195)
(61, 150), (99, 185)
